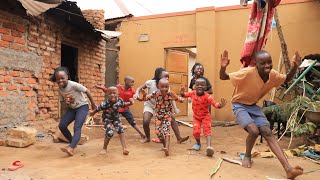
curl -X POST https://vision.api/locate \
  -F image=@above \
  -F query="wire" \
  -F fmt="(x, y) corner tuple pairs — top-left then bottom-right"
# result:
(134, 0), (154, 15)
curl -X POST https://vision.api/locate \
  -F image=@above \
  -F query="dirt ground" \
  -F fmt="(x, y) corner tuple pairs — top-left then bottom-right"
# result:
(1, 118), (319, 180)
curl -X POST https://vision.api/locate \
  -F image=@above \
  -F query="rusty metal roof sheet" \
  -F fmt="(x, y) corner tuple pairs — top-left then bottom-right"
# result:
(18, 0), (62, 16)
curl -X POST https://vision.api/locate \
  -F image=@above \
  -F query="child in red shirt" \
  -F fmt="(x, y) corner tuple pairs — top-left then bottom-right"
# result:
(180, 78), (227, 156)
(95, 76), (145, 140)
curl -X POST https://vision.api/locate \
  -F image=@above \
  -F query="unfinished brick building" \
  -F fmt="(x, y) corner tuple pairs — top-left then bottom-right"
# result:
(0, 0), (106, 129)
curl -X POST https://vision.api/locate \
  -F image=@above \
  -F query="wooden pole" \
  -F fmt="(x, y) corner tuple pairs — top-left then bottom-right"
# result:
(270, 52), (283, 102)
(274, 8), (291, 73)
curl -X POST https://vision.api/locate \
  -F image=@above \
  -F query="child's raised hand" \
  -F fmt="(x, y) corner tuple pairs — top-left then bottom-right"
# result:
(291, 51), (301, 67)
(140, 89), (147, 97)
(218, 98), (227, 108)
(133, 93), (139, 99)
(220, 50), (230, 68)
(129, 98), (134, 105)
(180, 86), (185, 94)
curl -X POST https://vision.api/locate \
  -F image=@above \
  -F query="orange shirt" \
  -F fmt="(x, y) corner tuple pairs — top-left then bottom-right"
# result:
(229, 67), (286, 105)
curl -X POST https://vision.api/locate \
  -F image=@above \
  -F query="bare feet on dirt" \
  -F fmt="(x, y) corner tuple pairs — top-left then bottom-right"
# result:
(123, 149), (129, 155)
(60, 146), (74, 156)
(163, 148), (169, 156)
(141, 138), (150, 144)
(99, 149), (107, 155)
(286, 166), (303, 179)
(178, 136), (189, 144)
(241, 156), (252, 168)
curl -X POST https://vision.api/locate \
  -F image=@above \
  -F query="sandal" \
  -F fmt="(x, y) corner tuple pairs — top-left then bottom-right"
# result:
(8, 160), (24, 171)
(192, 144), (201, 151)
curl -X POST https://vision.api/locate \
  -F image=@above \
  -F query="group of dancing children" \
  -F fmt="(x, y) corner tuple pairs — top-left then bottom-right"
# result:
(50, 49), (303, 179)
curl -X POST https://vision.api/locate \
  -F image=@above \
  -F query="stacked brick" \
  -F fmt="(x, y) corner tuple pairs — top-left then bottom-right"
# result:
(82, 10), (105, 30)
(0, 9), (106, 129)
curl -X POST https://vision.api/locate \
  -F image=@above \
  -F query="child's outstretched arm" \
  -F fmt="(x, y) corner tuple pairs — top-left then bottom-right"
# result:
(123, 98), (134, 107)
(171, 91), (184, 103)
(217, 98), (227, 108)
(85, 90), (97, 110)
(180, 86), (186, 97)
(285, 51), (301, 83)
(136, 89), (152, 101)
(219, 50), (230, 80)
(208, 96), (227, 109)
(94, 84), (108, 93)
(133, 84), (147, 99)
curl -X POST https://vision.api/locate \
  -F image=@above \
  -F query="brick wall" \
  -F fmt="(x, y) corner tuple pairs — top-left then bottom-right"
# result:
(82, 10), (105, 30)
(0, 10), (105, 129)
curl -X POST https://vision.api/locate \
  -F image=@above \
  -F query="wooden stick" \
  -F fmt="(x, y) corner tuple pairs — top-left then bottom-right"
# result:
(176, 119), (193, 128)
(85, 125), (104, 127)
(270, 52), (283, 102)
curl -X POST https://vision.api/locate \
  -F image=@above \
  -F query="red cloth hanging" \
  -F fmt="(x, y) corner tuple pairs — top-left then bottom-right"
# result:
(240, 0), (282, 67)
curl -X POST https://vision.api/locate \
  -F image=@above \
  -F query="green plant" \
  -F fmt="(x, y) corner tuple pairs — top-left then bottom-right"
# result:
(293, 122), (317, 136)
(263, 96), (320, 148)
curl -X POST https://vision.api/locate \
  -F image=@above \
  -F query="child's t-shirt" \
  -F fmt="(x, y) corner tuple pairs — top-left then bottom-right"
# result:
(144, 80), (157, 108)
(229, 67), (286, 105)
(59, 80), (88, 109)
(96, 97), (125, 121)
(116, 84), (135, 112)
(183, 90), (219, 118)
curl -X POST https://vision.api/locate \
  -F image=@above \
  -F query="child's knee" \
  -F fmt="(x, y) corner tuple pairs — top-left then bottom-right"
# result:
(260, 126), (272, 137)
(58, 123), (67, 130)
(106, 129), (114, 138)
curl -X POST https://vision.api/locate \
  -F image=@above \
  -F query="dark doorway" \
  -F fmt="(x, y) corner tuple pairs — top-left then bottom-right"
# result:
(60, 44), (78, 118)
(61, 44), (78, 82)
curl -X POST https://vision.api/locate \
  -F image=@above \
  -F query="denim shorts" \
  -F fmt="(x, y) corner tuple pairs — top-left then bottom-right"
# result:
(232, 102), (270, 128)
(120, 109), (136, 126)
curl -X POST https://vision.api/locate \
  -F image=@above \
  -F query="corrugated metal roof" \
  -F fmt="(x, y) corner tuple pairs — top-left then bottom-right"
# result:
(11, 0), (106, 39)
(95, 29), (122, 39)
(18, 0), (62, 16)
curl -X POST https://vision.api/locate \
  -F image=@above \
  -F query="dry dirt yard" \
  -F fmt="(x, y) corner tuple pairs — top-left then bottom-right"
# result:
(0, 119), (319, 180)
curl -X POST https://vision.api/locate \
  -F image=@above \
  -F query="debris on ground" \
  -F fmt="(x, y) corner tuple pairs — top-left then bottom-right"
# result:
(8, 160), (24, 171)
(302, 149), (320, 160)
(260, 151), (276, 158)
(266, 176), (289, 180)
(212, 121), (238, 127)
(6, 126), (37, 148)
(35, 133), (46, 141)
(209, 158), (223, 178)
(221, 157), (242, 166)
(176, 120), (193, 128)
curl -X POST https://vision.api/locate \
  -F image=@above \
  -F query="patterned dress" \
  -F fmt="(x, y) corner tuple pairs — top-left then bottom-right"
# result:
(140, 90), (182, 138)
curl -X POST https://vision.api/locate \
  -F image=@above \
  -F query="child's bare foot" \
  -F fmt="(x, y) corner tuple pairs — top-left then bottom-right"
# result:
(123, 149), (129, 155)
(177, 136), (189, 144)
(286, 166), (303, 179)
(241, 156), (252, 168)
(99, 149), (107, 155)
(163, 148), (169, 156)
(60, 146), (74, 156)
(206, 146), (214, 157)
(140, 135), (146, 141)
(141, 137), (150, 143)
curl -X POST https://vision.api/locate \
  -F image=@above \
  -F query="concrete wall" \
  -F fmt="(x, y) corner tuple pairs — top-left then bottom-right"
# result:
(0, 10), (105, 129)
(119, 0), (320, 121)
